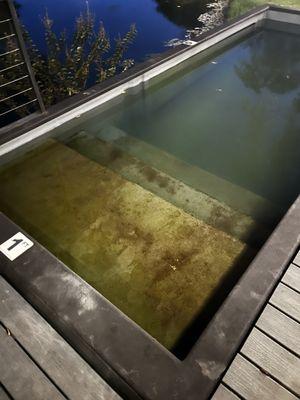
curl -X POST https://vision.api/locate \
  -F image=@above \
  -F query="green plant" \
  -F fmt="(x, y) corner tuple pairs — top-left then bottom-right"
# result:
(1, 8), (136, 114)
(228, 0), (300, 19)
(27, 9), (137, 106)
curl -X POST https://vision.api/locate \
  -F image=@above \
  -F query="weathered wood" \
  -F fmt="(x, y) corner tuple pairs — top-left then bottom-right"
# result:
(0, 277), (121, 400)
(0, 386), (12, 400)
(270, 283), (300, 322)
(216, 250), (300, 400)
(0, 325), (65, 400)
(211, 384), (240, 400)
(241, 328), (300, 395)
(282, 264), (300, 293)
(256, 304), (300, 357)
(223, 353), (297, 400)
(293, 250), (300, 267)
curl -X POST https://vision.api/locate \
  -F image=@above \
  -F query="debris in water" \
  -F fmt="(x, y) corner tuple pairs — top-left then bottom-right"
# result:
(185, 40), (197, 46)
(165, 38), (197, 47)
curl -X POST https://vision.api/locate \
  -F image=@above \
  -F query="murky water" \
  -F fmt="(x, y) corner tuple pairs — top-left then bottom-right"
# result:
(0, 23), (299, 353)
(0, 140), (250, 350)
(84, 27), (300, 210)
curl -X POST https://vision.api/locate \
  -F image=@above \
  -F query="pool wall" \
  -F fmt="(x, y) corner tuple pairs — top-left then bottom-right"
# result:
(0, 5), (300, 400)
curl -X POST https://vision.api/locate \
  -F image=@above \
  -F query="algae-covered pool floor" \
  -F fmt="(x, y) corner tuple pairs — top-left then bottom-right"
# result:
(0, 140), (248, 349)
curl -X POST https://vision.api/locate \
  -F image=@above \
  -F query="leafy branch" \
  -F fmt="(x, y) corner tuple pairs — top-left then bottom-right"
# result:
(31, 9), (137, 106)
(1, 7), (137, 119)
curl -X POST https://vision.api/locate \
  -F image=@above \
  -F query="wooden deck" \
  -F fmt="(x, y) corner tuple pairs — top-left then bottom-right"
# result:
(213, 250), (300, 400)
(0, 276), (121, 400)
(1, 250), (300, 400)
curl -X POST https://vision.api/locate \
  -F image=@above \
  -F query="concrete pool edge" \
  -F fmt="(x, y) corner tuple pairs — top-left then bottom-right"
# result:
(0, 197), (299, 400)
(1, 4), (299, 151)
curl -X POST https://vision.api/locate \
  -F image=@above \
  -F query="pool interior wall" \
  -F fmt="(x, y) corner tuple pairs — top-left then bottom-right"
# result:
(0, 19), (299, 355)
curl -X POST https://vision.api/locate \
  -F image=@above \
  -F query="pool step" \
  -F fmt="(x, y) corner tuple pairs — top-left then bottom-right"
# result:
(93, 125), (282, 228)
(67, 131), (270, 248)
(0, 139), (250, 350)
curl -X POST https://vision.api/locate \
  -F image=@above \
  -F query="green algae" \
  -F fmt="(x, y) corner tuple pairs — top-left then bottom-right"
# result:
(68, 132), (270, 247)
(0, 140), (247, 349)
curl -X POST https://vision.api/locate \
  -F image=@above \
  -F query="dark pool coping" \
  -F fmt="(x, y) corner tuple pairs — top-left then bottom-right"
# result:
(0, 4), (299, 149)
(0, 5), (300, 399)
(0, 197), (299, 400)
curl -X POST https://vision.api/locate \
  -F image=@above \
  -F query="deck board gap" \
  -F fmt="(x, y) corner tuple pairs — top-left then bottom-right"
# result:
(293, 252), (300, 267)
(0, 324), (65, 400)
(0, 321), (70, 400)
(256, 304), (300, 357)
(0, 277), (121, 400)
(269, 284), (300, 323)
(221, 381), (245, 400)
(0, 383), (13, 400)
(254, 325), (300, 359)
(282, 264), (300, 293)
(264, 302), (300, 325)
(280, 281), (300, 295)
(223, 353), (298, 400)
(238, 351), (300, 398)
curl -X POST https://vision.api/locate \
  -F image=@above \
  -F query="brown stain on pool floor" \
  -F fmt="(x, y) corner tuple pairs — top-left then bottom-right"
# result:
(0, 140), (247, 349)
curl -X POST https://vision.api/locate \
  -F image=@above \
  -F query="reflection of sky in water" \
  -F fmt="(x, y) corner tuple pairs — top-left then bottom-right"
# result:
(17, 0), (208, 62)
(88, 29), (300, 207)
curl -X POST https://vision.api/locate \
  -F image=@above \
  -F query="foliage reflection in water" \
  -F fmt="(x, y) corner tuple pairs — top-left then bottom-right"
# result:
(0, 24), (299, 354)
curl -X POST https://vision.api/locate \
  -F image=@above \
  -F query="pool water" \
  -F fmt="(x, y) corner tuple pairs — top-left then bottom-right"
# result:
(18, 0), (210, 63)
(0, 24), (299, 352)
(84, 27), (300, 210)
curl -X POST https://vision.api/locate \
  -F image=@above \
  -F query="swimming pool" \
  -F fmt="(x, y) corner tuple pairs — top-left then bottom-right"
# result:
(0, 5), (299, 400)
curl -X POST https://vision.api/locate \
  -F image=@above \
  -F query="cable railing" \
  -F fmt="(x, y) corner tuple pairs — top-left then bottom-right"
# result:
(0, 0), (45, 128)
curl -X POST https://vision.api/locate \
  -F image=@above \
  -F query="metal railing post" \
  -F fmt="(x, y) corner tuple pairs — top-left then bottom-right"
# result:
(5, 0), (46, 114)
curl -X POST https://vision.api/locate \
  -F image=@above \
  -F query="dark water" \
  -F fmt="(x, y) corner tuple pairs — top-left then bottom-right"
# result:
(1, 0), (211, 128)
(85, 27), (300, 210)
(18, 0), (210, 62)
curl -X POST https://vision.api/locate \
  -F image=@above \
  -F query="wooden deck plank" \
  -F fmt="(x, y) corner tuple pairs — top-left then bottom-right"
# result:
(256, 304), (300, 357)
(282, 264), (300, 293)
(0, 325), (65, 400)
(293, 250), (300, 267)
(240, 328), (300, 395)
(223, 354), (297, 400)
(217, 249), (300, 399)
(0, 277), (121, 400)
(0, 386), (12, 400)
(269, 283), (300, 322)
(211, 384), (240, 400)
